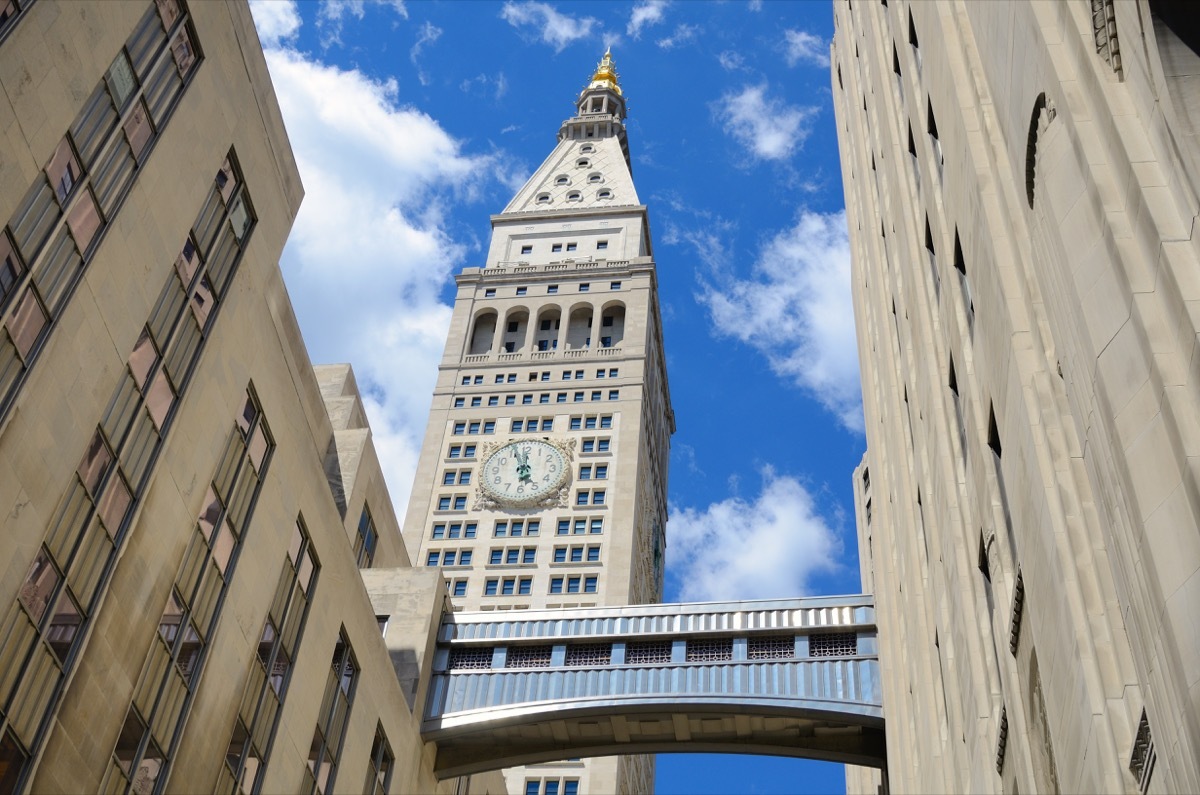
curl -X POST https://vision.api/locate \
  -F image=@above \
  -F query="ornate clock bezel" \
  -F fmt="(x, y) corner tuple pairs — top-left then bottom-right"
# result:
(474, 437), (576, 510)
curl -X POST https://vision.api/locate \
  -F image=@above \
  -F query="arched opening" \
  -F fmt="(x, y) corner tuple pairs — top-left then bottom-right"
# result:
(468, 311), (496, 355)
(565, 305), (592, 350)
(500, 309), (529, 353)
(599, 303), (625, 348)
(1025, 92), (1048, 209)
(534, 306), (561, 352)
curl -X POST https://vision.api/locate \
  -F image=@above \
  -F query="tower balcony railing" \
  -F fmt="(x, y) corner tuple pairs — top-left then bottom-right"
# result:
(483, 259), (631, 276)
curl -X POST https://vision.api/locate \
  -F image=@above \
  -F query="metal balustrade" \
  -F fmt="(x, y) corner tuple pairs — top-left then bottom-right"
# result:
(422, 596), (884, 777)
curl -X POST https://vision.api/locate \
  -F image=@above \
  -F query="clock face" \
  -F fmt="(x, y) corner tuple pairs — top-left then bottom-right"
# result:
(482, 439), (568, 506)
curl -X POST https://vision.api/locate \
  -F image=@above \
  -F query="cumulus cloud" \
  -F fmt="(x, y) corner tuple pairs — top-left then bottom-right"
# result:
(717, 50), (746, 72)
(698, 211), (862, 431)
(657, 23), (698, 50)
(784, 29), (829, 67)
(249, 0), (300, 46)
(668, 468), (842, 601)
(500, 1), (597, 52)
(410, 21), (443, 86)
(249, 2), (510, 512)
(627, 0), (668, 38)
(714, 84), (816, 161)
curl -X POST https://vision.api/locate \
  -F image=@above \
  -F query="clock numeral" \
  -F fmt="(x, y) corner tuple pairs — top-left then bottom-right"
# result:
(494, 477), (501, 484)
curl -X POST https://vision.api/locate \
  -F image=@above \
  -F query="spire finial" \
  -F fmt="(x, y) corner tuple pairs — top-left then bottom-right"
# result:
(587, 48), (621, 95)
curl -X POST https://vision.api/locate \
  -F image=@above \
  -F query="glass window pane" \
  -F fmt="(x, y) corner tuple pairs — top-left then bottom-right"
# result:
(217, 157), (237, 203)
(155, 0), (180, 30)
(123, 100), (153, 160)
(213, 520), (235, 577)
(169, 26), (196, 75)
(288, 522), (303, 564)
(19, 551), (59, 624)
(114, 709), (147, 776)
(190, 273), (215, 327)
(106, 52), (138, 109)
(145, 369), (174, 431)
(46, 137), (81, 204)
(198, 487), (221, 542)
(77, 430), (112, 497)
(225, 719), (248, 772)
(237, 393), (257, 435)
(8, 287), (46, 360)
(298, 549), (315, 594)
(174, 238), (199, 285)
(66, 189), (102, 252)
(159, 591), (184, 647)
(0, 231), (23, 306)
(47, 589), (82, 662)
(0, 729), (28, 794)
(97, 472), (132, 535)
(128, 328), (157, 390)
(248, 424), (269, 472)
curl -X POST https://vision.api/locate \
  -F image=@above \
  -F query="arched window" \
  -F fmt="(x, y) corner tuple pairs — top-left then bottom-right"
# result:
(500, 309), (529, 354)
(597, 189), (613, 200)
(555, 175), (569, 185)
(580, 144), (595, 154)
(1025, 93), (1051, 209)
(599, 303), (625, 348)
(567, 191), (582, 202)
(534, 306), (562, 352)
(566, 306), (592, 350)
(536, 193), (551, 204)
(468, 311), (497, 355)
(576, 158), (590, 168)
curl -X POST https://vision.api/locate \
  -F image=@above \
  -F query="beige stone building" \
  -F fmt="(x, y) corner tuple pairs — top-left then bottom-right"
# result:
(0, 2), (504, 793)
(399, 51), (674, 795)
(833, 0), (1200, 792)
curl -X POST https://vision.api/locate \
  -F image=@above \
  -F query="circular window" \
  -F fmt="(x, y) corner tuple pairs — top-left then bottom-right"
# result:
(567, 191), (582, 202)
(536, 193), (551, 204)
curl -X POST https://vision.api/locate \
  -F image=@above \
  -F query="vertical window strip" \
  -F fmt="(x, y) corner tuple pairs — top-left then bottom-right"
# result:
(217, 520), (318, 795)
(102, 388), (274, 795)
(0, 0), (35, 47)
(0, 154), (255, 791)
(302, 633), (358, 795)
(0, 0), (204, 423)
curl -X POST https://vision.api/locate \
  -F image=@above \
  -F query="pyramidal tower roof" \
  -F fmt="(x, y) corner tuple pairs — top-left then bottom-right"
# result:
(502, 49), (640, 214)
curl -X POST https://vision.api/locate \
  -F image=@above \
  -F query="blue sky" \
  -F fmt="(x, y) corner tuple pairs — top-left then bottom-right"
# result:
(249, 1), (861, 791)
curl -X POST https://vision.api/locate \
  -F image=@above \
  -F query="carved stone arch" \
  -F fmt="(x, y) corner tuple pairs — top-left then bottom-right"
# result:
(598, 300), (626, 348)
(498, 305), (531, 353)
(1025, 92), (1056, 209)
(533, 303), (563, 351)
(565, 302), (594, 350)
(468, 309), (498, 356)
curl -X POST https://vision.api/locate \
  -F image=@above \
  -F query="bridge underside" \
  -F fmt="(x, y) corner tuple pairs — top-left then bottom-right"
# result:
(426, 700), (886, 778)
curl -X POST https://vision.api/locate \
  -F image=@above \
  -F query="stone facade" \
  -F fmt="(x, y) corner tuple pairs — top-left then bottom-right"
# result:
(399, 52), (674, 795)
(0, 2), (503, 793)
(834, 1), (1200, 793)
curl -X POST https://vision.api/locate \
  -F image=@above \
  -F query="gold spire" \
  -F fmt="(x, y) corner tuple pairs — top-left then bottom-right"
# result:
(587, 47), (622, 95)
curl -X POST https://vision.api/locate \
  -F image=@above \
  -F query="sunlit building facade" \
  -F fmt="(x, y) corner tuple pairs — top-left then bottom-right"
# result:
(834, 1), (1200, 793)
(400, 51), (675, 795)
(0, 2), (505, 793)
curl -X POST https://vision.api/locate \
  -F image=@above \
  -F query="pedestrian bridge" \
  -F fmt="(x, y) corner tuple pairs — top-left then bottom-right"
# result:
(422, 595), (884, 777)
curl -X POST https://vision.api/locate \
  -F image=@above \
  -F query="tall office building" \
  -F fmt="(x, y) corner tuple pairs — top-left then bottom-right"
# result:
(0, 2), (505, 793)
(833, 1), (1200, 793)
(400, 51), (674, 795)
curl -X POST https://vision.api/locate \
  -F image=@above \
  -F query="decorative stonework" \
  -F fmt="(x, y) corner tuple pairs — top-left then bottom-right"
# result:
(472, 437), (575, 511)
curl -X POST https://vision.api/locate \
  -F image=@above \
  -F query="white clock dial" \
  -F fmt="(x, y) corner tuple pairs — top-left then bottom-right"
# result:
(482, 439), (568, 506)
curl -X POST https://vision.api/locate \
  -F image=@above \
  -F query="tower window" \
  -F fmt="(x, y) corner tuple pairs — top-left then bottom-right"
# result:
(597, 189), (612, 199)
(536, 193), (550, 204)
(515, 287), (527, 296)
(580, 144), (594, 153)
(588, 173), (602, 183)
(597, 241), (608, 250)
(552, 244), (562, 252)
(576, 158), (590, 168)
(567, 192), (582, 202)
(566, 243), (577, 252)
(579, 283), (589, 292)
(555, 175), (569, 185)
(520, 245), (532, 255)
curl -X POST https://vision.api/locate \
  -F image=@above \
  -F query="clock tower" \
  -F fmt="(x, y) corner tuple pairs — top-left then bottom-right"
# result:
(400, 51), (674, 795)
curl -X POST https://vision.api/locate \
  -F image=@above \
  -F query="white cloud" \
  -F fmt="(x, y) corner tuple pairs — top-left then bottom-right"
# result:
(656, 23), (698, 50)
(500, 1), (597, 53)
(410, 21), (442, 86)
(316, 0), (407, 47)
(627, 0), (668, 38)
(459, 72), (509, 101)
(668, 468), (843, 601)
(248, 0), (301, 47)
(717, 50), (745, 71)
(698, 211), (862, 431)
(249, 4), (512, 513)
(714, 84), (815, 161)
(748, 0), (763, 10)
(784, 29), (829, 68)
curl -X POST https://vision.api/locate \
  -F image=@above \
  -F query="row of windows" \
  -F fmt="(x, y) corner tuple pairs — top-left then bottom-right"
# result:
(427, 545), (603, 568)
(518, 240), (608, 256)
(446, 633), (858, 671)
(428, 517), (606, 540)
(485, 577), (532, 596)
(535, 189), (613, 203)
(526, 778), (580, 795)
(571, 414), (613, 430)
(451, 420), (495, 435)
(549, 576), (598, 594)
(446, 438), (608, 460)
(435, 495), (469, 511)
(482, 281), (621, 298)
(455, 390), (619, 409)
(447, 444), (477, 458)
(575, 490), (606, 506)
(459, 367), (619, 386)
(511, 417), (553, 432)
(442, 469), (472, 485)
